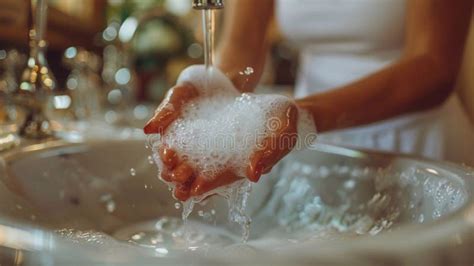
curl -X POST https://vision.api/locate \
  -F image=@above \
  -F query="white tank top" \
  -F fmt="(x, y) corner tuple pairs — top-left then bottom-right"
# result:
(275, 0), (474, 165)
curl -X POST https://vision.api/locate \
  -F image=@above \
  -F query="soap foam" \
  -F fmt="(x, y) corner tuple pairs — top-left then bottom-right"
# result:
(150, 65), (316, 240)
(149, 66), (316, 242)
(159, 65), (313, 182)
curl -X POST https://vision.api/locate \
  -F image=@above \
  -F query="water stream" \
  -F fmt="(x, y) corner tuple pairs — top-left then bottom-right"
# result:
(202, 9), (216, 71)
(172, 9), (253, 243)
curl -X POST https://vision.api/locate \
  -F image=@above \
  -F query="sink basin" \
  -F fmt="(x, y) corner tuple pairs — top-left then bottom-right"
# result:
(0, 138), (473, 265)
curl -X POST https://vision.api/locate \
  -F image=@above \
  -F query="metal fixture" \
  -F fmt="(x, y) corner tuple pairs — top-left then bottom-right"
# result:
(192, 0), (224, 9)
(16, 0), (57, 139)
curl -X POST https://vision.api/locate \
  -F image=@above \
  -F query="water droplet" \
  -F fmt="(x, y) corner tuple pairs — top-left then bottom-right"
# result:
(155, 247), (169, 257)
(239, 67), (254, 75)
(418, 214), (425, 223)
(148, 156), (154, 165)
(343, 180), (356, 190)
(106, 201), (116, 213)
(144, 184), (148, 189)
(131, 232), (145, 241)
(211, 209), (216, 215)
(150, 234), (164, 245)
(175, 203), (181, 209)
(130, 168), (136, 176)
(100, 194), (115, 213)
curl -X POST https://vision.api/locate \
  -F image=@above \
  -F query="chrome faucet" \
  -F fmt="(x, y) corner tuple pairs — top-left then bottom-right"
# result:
(16, 0), (57, 139)
(192, 0), (224, 9)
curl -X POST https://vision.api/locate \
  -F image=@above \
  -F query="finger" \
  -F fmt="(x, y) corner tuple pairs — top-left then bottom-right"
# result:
(160, 168), (172, 182)
(158, 147), (178, 169)
(263, 166), (273, 174)
(248, 105), (298, 182)
(170, 163), (195, 184)
(190, 170), (242, 197)
(171, 163), (195, 202)
(144, 84), (198, 134)
(144, 88), (178, 135)
(247, 150), (264, 182)
(174, 185), (191, 201)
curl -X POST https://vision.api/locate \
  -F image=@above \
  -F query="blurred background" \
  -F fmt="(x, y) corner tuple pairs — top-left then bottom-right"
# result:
(0, 0), (472, 127)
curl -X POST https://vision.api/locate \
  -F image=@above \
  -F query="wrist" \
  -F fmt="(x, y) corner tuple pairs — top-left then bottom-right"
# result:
(295, 98), (332, 133)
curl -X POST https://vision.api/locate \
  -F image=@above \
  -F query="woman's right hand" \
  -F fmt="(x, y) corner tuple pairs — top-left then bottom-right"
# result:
(144, 83), (199, 135)
(144, 83), (244, 200)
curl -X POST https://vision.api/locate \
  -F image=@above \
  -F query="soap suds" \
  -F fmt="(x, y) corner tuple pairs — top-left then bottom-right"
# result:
(149, 65), (317, 240)
(155, 65), (315, 186)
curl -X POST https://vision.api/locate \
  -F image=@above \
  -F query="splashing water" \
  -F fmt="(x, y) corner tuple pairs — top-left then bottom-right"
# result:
(175, 180), (252, 243)
(251, 160), (468, 243)
(54, 153), (468, 257)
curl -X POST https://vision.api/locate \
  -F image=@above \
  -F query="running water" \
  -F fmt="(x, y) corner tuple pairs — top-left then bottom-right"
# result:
(194, 8), (251, 241)
(178, 179), (253, 242)
(202, 9), (215, 70)
(202, 8), (216, 92)
(146, 7), (316, 245)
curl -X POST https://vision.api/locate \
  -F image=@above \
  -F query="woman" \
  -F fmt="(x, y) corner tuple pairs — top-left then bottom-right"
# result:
(145, 0), (474, 201)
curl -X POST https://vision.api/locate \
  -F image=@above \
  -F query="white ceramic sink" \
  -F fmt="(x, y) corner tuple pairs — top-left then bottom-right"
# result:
(0, 138), (473, 265)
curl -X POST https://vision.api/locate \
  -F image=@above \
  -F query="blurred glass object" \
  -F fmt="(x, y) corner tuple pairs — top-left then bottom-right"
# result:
(105, 0), (197, 102)
(63, 47), (103, 120)
(101, 30), (137, 125)
(52, 95), (72, 110)
(165, 0), (192, 16)
(0, 50), (26, 126)
(187, 43), (203, 59)
(16, 0), (57, 139)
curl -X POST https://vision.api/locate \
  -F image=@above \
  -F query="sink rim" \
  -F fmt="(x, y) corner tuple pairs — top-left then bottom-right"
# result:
(0, 138), (473, 264)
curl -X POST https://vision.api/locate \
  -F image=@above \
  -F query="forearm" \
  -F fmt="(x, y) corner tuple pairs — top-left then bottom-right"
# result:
(296, 54), (457, 133)
(215, 0), (274, 92)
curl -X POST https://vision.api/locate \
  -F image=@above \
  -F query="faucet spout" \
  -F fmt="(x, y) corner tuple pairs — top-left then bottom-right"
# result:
(192, 0), (224, 10)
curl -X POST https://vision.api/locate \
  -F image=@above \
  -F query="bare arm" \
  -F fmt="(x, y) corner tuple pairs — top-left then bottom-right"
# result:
(296, 0), (473, 132)
(216, 0), (274, 92)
